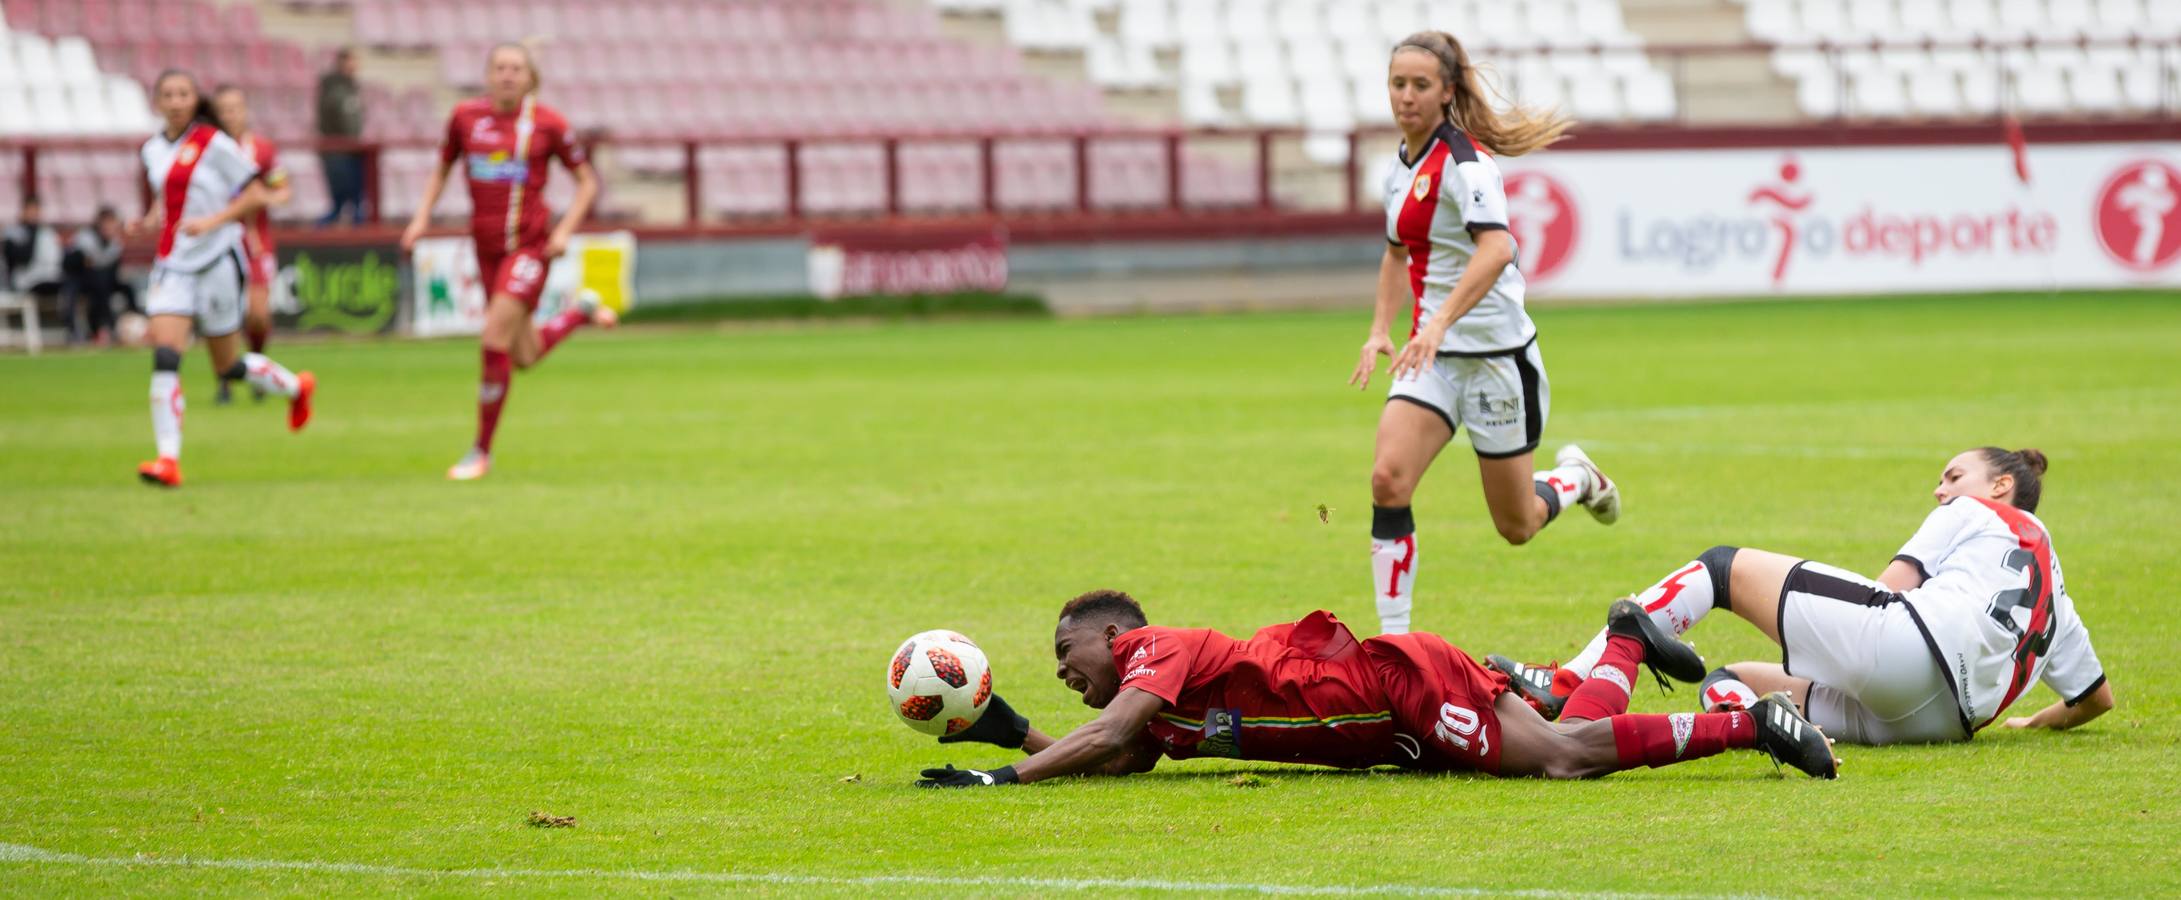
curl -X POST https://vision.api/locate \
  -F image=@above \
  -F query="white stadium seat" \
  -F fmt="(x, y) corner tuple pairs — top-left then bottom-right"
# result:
(1906, 65), (1965, 117)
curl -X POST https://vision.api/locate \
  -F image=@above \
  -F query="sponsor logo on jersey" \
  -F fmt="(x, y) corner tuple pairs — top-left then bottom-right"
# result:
(1412, 173), (1432, 202)
(1128, 645), (1149, 665)
(2093, 159), (2181, 272)
(467, 150), (529, 183)
(1124, 666), (1156, 682)
(1504, 171), (1579, 281)
(470, 119), (500, 143)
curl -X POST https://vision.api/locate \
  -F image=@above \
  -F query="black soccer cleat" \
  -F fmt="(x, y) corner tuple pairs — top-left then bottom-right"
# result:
(1752, 692), (1838, 779)
(1605, 598), (1707, 688)
(214, 379), (234, 406)
(1487, 654), (1566, 721)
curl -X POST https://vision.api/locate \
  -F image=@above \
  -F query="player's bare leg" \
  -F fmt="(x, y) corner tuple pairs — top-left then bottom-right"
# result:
(207, 329), (313, 432)
(534, 289), (615, 364)
(1478, 452), (1551, 545)
(1369, 402), (1452, 635)
(1702, 662), (1810, 713)
(452, 294), (527, 480)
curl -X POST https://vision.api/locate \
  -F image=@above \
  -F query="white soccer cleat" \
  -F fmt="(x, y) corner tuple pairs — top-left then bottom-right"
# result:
(446, 448), (491, 481)
(1555, 444), (1620, 525)
(576, 289), (618, 329)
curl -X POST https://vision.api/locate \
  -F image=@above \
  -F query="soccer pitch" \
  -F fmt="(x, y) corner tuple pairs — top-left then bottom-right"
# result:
(3, 291), (2178, 896)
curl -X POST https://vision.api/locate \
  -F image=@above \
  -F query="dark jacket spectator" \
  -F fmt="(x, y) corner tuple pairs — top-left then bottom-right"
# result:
(4, 196), (65, 296)
(316, 48), (368, 226)
(62, 207), (126, 344)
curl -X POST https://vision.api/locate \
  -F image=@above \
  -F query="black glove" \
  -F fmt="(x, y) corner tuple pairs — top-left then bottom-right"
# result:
(916, 765), (1019, 788)
(937, 694), (1030, 748)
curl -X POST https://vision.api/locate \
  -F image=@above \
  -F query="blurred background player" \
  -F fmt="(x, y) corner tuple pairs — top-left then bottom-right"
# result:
(212, 85), (292, 405)
(917, 589), (1835, 787)
(132, 70), (315, 488)
(399, 43), (611, 482)
(1492, 447), (2110, 746)
(1348, 32), (1619, 636)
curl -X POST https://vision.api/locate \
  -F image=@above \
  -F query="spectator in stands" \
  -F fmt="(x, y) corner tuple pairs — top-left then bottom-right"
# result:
(316, 47), (367, 226)
(4, 196), (65, 330)
(63, 207), (126, 346)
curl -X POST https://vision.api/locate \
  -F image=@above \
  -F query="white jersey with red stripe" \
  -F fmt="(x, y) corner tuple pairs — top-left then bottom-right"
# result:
(1382, 123), (1534, 355)
(1893, 497), (2104, 732)
(141, 124), (258, 272)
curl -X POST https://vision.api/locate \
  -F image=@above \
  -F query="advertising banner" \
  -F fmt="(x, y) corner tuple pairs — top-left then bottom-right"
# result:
(269, 244), (405, 335)
(1490, 141), (2181, 298)
(408, 231), (638, 337)
(806, 227), (1009, 300)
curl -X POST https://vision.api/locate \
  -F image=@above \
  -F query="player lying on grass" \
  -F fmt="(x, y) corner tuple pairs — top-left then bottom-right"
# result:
(1489, 447), (2112, 745)
(916, 590), (1837, 788)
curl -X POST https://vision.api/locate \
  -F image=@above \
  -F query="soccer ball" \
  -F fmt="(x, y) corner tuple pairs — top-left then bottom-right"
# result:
(886, 630), (992, 737)
(114, 312), (148, 347)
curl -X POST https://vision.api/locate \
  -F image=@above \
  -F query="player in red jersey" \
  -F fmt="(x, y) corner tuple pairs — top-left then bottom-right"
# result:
(915, 590), (1838, 788)
(399, 43), (611, 481)
(211, 85), (291, 406)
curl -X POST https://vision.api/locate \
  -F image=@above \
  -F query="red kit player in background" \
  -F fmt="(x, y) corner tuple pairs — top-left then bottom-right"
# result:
(400, 43), (612, 481)
(212, 85), (290, 406)
(914, 590), (1839, 788)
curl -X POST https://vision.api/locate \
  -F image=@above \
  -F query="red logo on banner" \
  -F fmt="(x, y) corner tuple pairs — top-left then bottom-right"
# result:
(1504, 172), (1578, 281)
(2094, 159), (2181, 272)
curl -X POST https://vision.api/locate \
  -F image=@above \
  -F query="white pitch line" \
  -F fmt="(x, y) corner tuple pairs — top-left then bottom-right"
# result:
(0, 843), (1759, 899)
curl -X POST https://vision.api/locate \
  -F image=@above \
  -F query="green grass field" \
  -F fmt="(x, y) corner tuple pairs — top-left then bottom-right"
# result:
(3, 292), (2178, 897)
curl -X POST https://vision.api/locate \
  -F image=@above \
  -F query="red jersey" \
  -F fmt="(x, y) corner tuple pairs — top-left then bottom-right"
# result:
(439, 96), (586, 255)
(236, 132), (284, 259)
(1112, 611), (1408, 769)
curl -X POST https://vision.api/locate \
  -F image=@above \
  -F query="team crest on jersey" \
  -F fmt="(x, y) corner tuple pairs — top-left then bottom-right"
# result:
(1412, 174), (1432, 202)
(177, 143), (201, 165)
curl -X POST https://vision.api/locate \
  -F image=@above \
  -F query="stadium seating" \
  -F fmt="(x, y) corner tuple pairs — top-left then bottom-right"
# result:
(1746, 0), (2181, 118)
(945, 0), (1682, 162)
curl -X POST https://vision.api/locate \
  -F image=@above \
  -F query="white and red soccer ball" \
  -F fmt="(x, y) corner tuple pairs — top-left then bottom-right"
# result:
(886, 630), (992, 737)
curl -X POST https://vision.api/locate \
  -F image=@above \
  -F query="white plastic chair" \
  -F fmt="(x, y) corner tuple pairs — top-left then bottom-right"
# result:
(1906, 65), (1964, 116)
(2009, 65), (2072, 115)
(0, 288), (40, 354)
(2068, 64), (2124, 113)
(1849, 68), (1910, 118)
(1623, 69), (1679, 121)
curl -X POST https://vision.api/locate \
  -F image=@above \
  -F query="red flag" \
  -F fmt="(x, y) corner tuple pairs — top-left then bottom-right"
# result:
(2001, 115), (2031, 185)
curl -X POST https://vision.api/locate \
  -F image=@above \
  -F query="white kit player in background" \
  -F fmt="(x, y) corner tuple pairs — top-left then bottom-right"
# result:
(1492, 447), (2113, 746)
(131, 70), (317, 488)
(2118, 165), (2174, 265)
(1347, 30), (1620, 637)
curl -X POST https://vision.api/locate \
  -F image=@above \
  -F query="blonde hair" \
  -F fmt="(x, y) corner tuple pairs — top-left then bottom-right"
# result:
(487, 41), (543, 94)
(1394, 31), (1571, 157)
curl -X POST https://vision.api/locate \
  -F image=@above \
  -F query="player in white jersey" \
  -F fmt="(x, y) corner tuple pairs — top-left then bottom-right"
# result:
(1490, 447), (2112, 746)
(130, 70), (317, 488)
(1347, 31), (1619, 636)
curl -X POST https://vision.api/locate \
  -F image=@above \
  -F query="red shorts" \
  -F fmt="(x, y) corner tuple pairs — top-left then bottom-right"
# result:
(1363, 632), (1512, 774)
(247, 249), (277, 287)
(477, 246), (552, 310)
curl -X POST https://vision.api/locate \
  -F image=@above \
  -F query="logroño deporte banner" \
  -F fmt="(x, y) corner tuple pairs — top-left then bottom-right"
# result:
(407, 232), (638, 337)
(1486, 141), (2181, 298)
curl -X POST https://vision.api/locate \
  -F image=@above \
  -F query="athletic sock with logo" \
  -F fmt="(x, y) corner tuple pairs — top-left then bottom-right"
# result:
(228, 353), (299, 398)
(1627, 548), (1735, 636)
(1560, 635), (1643, 722)
(536, 308), (589, 358)
(150, 349), (183, 459)
(1370, 505), (1417, 635)
(1700, 669), (1762, 713)
(475, 348), (512, 453)
(1531, 462), (1589, 526)
(1607, 711), (1756, 770)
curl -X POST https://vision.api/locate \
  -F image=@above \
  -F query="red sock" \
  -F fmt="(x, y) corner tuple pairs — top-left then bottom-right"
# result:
(1560, 635), (1643, 722)
(1607, 711), (1756, 770)
(476, 348), (511, 453)
(536, 308), (588, 357)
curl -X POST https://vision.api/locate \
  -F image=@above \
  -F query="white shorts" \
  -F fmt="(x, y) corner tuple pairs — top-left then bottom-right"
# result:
(1778, 560), (1968, 745)
(146, 250), (247, 337)
(1386, 338), (1549, 459)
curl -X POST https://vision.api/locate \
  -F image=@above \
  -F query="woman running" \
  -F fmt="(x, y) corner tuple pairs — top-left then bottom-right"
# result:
(1348, 31), (1617, 636)
(1493, 447), (2112, 745)
(211, 84), (292, 405)
(399, 43), (609, 481)
(133, 70), (315, 488)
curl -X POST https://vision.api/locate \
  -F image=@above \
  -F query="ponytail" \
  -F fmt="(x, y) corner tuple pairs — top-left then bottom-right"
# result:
(1977, 447), (2049, 513)
(1394, 31), (1571, 157)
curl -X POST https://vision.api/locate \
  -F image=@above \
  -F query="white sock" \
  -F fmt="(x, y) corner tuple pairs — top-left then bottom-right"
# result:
(1702, 674), (1761, 712)
(1630, 558), (1719, 636)
(1536, 462), (1590, 511)
(241, 352), (299, 398)
(1370, 534), (1416, 635)
(1564, 627), (1611, 679)
(150, 371), (183, 459)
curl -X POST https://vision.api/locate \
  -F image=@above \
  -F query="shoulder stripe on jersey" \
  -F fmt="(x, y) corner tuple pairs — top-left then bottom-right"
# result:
(1440, 124), (1480, 163)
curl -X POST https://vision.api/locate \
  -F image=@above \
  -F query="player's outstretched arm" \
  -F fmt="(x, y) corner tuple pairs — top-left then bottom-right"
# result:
(917, 688), (1164, 788)
(2003, 681), (2114, 731)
